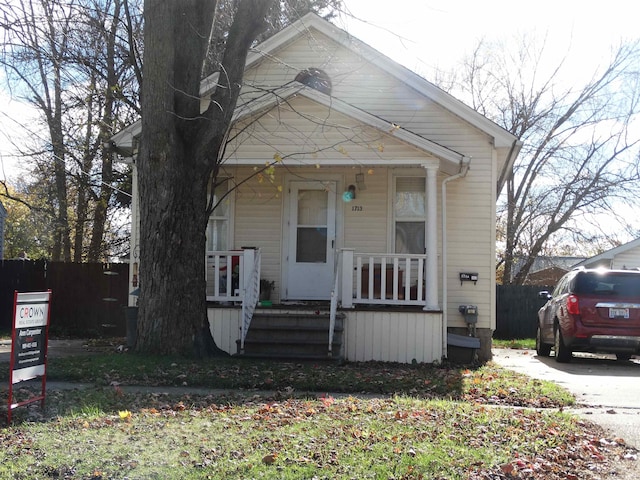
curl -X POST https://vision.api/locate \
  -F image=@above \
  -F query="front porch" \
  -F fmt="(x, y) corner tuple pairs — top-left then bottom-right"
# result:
(205, 248), (444, 363)
(205, 248), (436, 309)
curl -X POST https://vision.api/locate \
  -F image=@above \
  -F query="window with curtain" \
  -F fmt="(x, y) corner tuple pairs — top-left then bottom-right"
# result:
(206, 180), (231, 251)
(394, 177), (425, 254)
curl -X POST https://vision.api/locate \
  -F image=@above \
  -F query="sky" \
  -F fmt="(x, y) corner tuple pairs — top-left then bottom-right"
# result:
(1, 0), (638, 182)
(0, 93), (38, 182)
(337, 0), (638, 75)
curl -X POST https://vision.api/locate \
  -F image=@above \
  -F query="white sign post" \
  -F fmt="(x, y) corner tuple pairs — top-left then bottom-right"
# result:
(7, 290), (52, 424)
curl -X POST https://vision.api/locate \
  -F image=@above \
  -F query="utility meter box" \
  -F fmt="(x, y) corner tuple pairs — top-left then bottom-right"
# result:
(458, 305), (478, 324)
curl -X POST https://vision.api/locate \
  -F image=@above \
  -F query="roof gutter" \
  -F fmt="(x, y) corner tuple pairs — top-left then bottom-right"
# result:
(441, 156), (471, 360)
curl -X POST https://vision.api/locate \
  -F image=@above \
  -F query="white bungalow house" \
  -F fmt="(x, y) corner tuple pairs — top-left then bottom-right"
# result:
(112, 13), (521, 363)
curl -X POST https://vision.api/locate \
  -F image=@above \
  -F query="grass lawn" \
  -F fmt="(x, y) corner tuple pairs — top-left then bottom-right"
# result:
(0, 349), (636, 479)
(492, 338), (536, 350)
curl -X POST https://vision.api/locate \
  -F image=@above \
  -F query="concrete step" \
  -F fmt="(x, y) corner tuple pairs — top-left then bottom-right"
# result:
(237, 311), (344, 360)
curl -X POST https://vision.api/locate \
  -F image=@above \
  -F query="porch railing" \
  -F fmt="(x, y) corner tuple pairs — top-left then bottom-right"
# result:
(240, 249), (261, 351)
(205, 248), (261, 350)
(340, 250), (428, 308)
(205, 249), (258, 302)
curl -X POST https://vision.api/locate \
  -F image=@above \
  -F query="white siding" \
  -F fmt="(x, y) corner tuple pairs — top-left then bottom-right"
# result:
(231, 171), (284, 298)
(240, 28), (491, 153)
(207, 308), (241, 355)
(612, 246), (640, 269)
(344, 169), (389, 254)
(444, 148), (496, 330)
(343, 311), (442, 363)
(229, 96), (439, 165)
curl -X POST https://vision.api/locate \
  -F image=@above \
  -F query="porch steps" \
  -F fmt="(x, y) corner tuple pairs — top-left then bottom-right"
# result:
(236, 311), (344, 360)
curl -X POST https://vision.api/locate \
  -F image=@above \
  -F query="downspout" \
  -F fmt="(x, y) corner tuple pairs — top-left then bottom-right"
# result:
(441, 156), (471, 360)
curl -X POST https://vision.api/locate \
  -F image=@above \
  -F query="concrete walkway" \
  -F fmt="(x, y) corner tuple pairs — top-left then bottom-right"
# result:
(0, 338), (105, 363)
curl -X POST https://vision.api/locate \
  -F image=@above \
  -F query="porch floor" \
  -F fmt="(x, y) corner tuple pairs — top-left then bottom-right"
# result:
(206, 301), (440, 313)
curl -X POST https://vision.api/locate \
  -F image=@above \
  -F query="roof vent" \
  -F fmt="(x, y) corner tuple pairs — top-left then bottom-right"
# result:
(295, 68), (332, 95)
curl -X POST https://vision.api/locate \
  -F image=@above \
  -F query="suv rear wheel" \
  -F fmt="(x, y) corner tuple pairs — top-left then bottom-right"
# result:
(554, 327), (572, 363)
(536, 325), (552, 357)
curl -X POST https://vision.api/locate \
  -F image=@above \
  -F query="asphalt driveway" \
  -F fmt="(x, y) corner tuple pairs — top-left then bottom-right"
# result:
(493, 348), (640, 451)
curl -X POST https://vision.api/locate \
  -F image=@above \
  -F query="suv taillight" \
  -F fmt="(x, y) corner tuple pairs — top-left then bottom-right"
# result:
(567, 294), (580, 315)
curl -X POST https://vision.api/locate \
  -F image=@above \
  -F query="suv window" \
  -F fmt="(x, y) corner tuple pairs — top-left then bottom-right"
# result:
(553, 275), (568, 297)
(574, 272), (640, 297)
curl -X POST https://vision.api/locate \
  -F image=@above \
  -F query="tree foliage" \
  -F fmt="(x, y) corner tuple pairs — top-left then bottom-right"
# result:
(1, 182), (53, 259)
(0, 0), (340, 263)
(0, 0), (141, 261)
(439, 36), (640, 284)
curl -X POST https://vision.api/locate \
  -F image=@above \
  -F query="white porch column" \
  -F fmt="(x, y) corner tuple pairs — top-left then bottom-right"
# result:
(424, 165), (439, 310)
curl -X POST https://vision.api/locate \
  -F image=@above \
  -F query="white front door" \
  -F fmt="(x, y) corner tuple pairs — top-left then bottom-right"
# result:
(285, 181), (336, 300)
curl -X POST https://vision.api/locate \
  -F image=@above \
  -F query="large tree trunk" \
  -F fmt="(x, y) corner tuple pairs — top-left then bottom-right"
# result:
(136, 0), (272, 356)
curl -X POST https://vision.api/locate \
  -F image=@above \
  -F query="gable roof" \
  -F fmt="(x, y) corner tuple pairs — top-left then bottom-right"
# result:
(216, 12), (520, 151)
(230, 84), (467, 171)
(114, 12), (521, 168)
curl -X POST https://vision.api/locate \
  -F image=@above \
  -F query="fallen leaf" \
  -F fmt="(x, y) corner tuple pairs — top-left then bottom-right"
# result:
(500, 463), (514, 474)
(118, 410), (132, 421)
(262, 453), (278, 465)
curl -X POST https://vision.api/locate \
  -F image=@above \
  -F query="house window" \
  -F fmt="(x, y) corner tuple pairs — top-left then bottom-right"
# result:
(394, 177), (425, 255)
(206, 179), (232, 251)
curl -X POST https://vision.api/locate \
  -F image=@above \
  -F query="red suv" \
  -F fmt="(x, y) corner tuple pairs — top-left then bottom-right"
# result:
(536, 267), (640, 362)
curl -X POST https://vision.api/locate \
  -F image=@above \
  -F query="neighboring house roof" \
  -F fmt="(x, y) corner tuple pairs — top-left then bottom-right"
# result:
(510, 256), (586, 282)
(573, 237), (640, 269)
(524, 266), (572, 286)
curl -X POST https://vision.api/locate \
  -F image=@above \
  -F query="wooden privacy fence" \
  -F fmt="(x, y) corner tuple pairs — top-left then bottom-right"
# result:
(495, 284), (553, 340)
(0, 260), (129, 337)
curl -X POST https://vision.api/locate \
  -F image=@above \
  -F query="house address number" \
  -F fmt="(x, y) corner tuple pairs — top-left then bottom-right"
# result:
(351, 205), (363, 212)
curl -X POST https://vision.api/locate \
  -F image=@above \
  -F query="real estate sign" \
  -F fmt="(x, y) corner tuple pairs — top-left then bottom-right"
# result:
(7, 291), (51, 423)
(11, 291), (51, 382)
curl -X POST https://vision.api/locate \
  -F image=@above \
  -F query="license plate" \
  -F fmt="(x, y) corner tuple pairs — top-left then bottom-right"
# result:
(609, 308), (629, 318)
